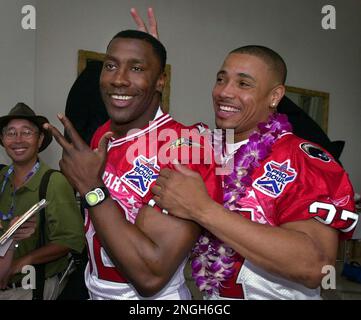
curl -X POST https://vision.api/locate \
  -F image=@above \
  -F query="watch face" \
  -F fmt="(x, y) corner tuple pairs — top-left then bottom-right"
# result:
(86, 192), (99, 206)
(84, 187), (107, 207)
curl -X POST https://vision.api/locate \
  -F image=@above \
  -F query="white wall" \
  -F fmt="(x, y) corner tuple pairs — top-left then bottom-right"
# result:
(0, 0), (37, 164)
(3, 0), (361, 192)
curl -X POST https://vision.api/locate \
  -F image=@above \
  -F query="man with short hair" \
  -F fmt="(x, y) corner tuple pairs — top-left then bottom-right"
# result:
(142, 30), (358, 299)
(0, 103), (84, 300)
(46, 30), (221, 300)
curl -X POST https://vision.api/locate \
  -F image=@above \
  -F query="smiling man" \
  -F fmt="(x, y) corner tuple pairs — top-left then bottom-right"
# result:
(0, 103), (84, 300)
(151, 46), (358, 300)
(99, 31), (167, 138)
(126, 8), (360, 300)
(46, 30), (221, 300)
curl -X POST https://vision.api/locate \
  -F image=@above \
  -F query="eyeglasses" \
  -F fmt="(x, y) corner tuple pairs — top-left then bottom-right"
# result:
(2, 129), (39, 140)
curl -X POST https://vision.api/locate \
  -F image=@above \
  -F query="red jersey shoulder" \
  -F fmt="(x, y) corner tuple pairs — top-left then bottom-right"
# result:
(253, 134), (357, 239)
(252, 133), (351, 199)
(91, 120), (111, 150)
(274, 134), (337, 167)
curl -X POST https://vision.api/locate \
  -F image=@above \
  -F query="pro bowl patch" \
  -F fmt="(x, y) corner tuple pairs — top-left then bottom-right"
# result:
(120, 156), (160, 197)
(253, 160), (297, 198)
(300, 143), (331, 162)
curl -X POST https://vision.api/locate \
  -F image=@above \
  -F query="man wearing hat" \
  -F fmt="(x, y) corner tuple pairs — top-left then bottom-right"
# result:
(0, 103), (84, 300)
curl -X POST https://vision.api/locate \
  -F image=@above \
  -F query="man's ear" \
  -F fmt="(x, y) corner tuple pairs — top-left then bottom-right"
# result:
(156, 71), (166, 94)
(38, 132), (44, 150)
(271, 85), (286, 107)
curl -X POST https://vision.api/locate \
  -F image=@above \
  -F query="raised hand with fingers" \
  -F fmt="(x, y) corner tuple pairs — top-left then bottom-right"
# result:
(44, 114), (113, 195)
(130, 7), (159, 39)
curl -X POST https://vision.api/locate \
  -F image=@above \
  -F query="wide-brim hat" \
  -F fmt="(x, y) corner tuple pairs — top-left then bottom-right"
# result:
(0, 102), (52, 152)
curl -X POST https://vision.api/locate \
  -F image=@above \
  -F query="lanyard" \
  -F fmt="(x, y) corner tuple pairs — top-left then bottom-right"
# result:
(0, 160), (40, 221)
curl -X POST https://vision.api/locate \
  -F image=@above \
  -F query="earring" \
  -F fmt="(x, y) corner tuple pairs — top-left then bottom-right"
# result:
(271, 102), (277, 108)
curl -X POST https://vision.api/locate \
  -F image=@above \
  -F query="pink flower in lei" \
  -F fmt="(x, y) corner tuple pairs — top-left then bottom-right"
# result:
(191, 113), (292, 295)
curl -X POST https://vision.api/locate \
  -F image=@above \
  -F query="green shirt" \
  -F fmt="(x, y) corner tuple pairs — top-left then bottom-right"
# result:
(0, 160), (85, 281)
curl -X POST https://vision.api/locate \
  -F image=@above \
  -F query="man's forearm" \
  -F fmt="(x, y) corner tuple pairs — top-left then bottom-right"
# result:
(89, 199), (164, 288)
(16, 243), (70, 269)
(89, 197), (200, 296)
(196, 202), (334, 288)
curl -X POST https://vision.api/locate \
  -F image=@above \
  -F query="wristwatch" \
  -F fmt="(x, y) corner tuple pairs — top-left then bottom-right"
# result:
(82, 186), (110, 208)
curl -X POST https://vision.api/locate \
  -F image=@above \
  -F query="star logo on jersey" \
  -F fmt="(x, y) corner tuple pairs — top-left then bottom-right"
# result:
(253, 159), (297, 198)
(121, 156), (160, 197)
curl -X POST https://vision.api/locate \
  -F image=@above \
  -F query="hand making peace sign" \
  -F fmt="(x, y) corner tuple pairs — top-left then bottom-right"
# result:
(44, 114), (113, 195)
